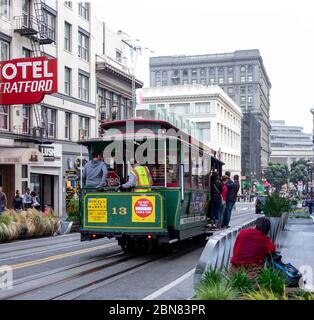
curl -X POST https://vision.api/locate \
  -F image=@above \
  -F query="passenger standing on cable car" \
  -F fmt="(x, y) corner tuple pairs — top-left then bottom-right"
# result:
(82, 150), (108, 189)
(210, 171), (222, 229)
(120, 161), (153, 192)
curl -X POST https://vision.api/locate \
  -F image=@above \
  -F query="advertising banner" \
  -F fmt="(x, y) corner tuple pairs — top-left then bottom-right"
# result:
(0, 56), (58, 105)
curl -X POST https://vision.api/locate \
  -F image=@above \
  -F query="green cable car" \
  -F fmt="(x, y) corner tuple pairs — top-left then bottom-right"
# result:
(78, 119), (223, 252)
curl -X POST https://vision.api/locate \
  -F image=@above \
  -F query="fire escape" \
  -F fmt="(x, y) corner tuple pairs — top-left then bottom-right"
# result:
(13, 0), (55, 144)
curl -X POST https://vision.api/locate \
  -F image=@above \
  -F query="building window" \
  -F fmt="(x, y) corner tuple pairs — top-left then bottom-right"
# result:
(42, 10), (56, 42)
(0, 105), (9, 130)
(162, 70), (168, 86)
(196, 122), (211, 142)
(227, 76), (233, 83)
(227, 87), (233, 94)
(247, 75), (253, 82)
(42, 107), (56, 138)
(22, 47), (32, 58)
(248, 95), (254, 103)
(169, 103), (190, 114)
(200, 68), (206, 77)
(116, 50), (122, 63)
(64, 67), (71, 96)
(79, 116), (89, 138)
(65, 112), (71, 139)
(209, 67), (215, 75)
(182, 69), (188, 77)
(240, 86), (246, 94)
(64, 22), (72, 52)
(195, 102), (211, 113)
(22, 105), (30, 134)
(64, 1), (72, 8)
(240, 96), (246, 103)
(0, 0), (10, 19)
(247, 65), (253, 73)
(78, 31), (89, 61)
(209, 78), (215, 85)
(191, 69), (197, 77)
(78, 73), (89, 101)
(240, 65), (246, 72)
(240, 76), (246, 83)
(0, 39), (9, 60)
(248, 85), (254, 94)
(78, 2), (89, 20)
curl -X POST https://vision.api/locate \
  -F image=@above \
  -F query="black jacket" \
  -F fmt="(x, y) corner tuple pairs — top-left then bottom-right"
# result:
(227, 181), (240, 202)
(211, 179), (222, 202)
(13, 196), (23, 210)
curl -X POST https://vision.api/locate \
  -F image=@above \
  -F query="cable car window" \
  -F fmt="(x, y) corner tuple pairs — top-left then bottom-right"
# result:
(191, 148), (198, 189)
(183, 143), (191, 188)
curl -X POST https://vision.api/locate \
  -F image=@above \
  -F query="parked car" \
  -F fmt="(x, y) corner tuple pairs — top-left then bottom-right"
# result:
(255, 195), (267, 213)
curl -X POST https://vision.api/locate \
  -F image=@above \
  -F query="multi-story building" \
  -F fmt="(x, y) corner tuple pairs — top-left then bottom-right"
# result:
(136, 85), (242, 178)
(0, 1), (140, 215)
(270, 120), (313, 168)
(149, 49), (271, 178)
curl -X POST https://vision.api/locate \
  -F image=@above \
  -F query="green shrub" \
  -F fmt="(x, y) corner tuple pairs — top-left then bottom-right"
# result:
(257, 267), (285, 296)
(195, 281), (239, 300)
(66, 198), (80, 221)
(200, 268), (225, 286)
(242, 288), (284, 300)
(228, 269), (255, 293)
(262, 193), (292, 217)
(291, 291), (314, 300)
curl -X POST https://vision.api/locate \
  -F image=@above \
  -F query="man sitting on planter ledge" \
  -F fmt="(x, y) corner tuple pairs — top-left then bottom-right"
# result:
(229, 217), (276, 278)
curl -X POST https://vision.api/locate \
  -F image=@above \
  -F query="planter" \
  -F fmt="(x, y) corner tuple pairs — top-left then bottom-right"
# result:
(70, 221), (80, 233)
(268, 217), (282, 243)
(281, 212), (289, 230)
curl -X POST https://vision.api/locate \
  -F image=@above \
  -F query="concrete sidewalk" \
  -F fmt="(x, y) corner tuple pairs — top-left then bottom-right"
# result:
(278, 216), (314, 292)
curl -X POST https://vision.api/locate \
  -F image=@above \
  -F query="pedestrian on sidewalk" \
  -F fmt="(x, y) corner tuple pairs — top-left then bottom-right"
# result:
(13, 190), (24, 212)
(23, 187), (33, 209)
(223, 175), (240, 228)
(31, 191), (41, 211)
(210, 171), (222, 229)
(0, 186), (7, 215)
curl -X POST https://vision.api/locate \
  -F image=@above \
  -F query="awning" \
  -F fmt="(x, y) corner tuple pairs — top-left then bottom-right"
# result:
(0, 148), (44, 164)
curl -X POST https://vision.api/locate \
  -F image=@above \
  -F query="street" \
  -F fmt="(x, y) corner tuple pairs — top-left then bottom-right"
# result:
(0, 203), (255, 300)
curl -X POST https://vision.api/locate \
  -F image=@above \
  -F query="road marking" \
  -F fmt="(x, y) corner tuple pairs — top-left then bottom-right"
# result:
(9, 242), (117, 270)
(142, 268), (195, 300)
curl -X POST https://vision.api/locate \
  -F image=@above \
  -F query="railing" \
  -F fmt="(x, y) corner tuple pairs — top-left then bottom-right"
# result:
(193, 217), (259, 289)
(13, 15), (39, 33)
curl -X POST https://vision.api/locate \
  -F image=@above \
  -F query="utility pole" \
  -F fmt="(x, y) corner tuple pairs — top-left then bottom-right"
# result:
(311, 108), (314, 201)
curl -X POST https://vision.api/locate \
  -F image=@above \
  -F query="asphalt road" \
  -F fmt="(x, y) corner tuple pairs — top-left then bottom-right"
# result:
(0, 203), (255, 300)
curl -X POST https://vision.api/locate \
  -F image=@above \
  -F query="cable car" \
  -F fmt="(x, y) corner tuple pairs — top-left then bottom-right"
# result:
(78, 119), (223, 252)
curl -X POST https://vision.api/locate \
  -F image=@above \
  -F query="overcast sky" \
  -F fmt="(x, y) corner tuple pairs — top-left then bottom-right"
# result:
(92, 0), (314, 133)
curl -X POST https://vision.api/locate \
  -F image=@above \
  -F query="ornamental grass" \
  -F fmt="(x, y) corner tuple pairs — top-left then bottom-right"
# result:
(0, 209), (59, 242)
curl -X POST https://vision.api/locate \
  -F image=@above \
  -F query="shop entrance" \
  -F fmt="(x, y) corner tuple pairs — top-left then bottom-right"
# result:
(0, 164), (15, 209)
(30, 174), (54, 211)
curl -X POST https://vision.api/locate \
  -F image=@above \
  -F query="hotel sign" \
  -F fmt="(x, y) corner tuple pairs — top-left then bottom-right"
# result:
(0, 57), (58, 105)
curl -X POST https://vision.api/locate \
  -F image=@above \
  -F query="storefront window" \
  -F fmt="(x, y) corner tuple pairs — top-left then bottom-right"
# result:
(0, 105), (9, 130)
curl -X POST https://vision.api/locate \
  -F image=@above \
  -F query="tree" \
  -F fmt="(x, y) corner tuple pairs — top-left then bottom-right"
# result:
(264, 163), (289, 192)
(290, 158), (309, 187)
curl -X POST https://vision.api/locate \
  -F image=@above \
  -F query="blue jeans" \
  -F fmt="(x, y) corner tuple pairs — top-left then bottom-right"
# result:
(211, 200), (221, 223)
(223, 201), (235, 227)
(0, 206), (5, 215)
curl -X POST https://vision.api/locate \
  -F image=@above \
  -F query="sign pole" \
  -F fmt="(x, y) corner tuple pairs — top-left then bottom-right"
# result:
(80, 142), (83, 188)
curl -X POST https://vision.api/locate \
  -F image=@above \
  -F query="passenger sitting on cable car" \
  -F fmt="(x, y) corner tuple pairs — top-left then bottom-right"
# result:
(82, 150), (108, 189)
(120, 160), (153, 192)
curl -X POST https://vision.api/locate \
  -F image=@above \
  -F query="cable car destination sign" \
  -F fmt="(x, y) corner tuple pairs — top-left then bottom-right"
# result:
(0, 56), (58, 105)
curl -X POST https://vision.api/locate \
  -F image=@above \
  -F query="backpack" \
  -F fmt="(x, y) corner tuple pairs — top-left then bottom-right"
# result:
(265, 252), (302, 287)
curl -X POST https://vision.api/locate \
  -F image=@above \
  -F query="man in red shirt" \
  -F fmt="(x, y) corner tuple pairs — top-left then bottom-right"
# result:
(231, 217), (276, 268)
